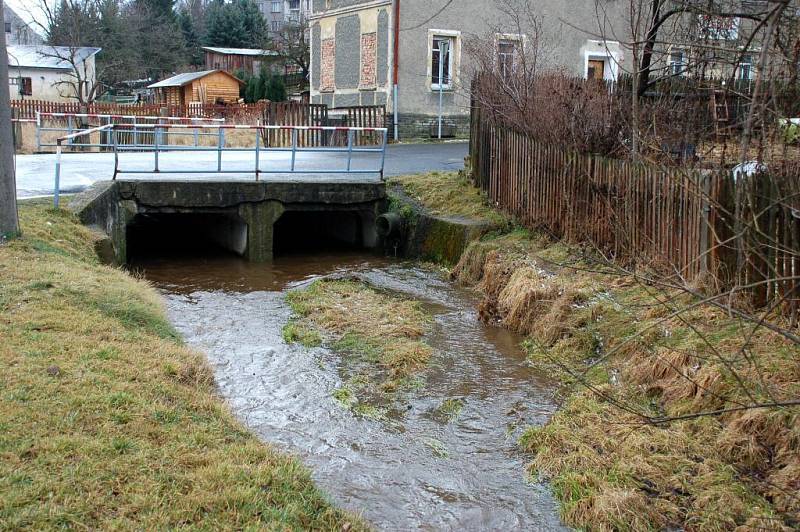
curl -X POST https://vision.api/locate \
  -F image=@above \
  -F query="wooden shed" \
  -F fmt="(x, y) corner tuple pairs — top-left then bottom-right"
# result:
(148, 70), (244, 106)
(202, 47), (279, 77)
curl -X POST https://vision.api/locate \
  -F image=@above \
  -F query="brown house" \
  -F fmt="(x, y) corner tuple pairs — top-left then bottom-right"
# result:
(202, 47), (279, 77)
(148, 70), (245, 106)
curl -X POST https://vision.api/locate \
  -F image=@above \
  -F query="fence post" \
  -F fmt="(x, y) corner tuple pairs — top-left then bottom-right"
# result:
(290, 129), (298, 171)
(346, 129), (354, 172)
(699, 170), (712, 278)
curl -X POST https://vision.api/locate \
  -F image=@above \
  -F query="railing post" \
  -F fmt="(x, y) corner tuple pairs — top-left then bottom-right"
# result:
(112, 126), (119, 180)
(133, 116), (139, 147)
(217, 128), (224, 172)
(35, 111), (41, 151)
(54, 142), (62, 208)
(346, 129), (354, 172)
(154, 124), (160, 172)
(379, 129), (388, 180)
(291, 128), (298, 171)
(67, 115), (74, 146)
(254, 128), (260, 181)
(194, 120), (199, 147)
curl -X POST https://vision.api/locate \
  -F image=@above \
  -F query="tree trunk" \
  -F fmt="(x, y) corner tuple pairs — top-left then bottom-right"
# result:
(0, 0), (21, 241)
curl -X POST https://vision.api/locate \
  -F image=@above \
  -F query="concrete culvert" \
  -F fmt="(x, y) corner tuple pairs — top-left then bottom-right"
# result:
(376, 212), (404, 238)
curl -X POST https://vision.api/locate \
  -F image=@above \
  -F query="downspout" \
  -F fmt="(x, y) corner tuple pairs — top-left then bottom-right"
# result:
(392, 0), (400, 141)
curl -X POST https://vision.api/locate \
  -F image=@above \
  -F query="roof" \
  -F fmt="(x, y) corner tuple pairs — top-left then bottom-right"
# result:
(148, 70), (245, 89)
(7, 45), (100, 70)
(201, 46), (278, 57)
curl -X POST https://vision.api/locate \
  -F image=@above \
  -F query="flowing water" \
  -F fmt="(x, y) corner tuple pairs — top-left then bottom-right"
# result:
(132, 252), (567, 531)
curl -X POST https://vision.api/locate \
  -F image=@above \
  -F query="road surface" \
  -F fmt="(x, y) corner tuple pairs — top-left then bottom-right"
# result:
(15, 142), (468, 198)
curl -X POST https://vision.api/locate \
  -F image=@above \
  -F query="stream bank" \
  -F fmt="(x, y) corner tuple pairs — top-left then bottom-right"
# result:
(393, 172), (800, 530)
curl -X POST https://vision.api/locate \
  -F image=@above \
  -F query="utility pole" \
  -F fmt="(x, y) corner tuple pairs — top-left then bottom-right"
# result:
(0, 0), (21, 241)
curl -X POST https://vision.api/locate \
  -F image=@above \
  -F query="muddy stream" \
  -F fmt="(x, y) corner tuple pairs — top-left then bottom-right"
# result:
(133, 251), (567, 531)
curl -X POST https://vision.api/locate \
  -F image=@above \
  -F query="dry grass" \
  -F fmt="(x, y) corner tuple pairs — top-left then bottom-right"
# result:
(285, 279), (433, 406)
(388, 171), (510, 227)
(0, 200), (366, 530)
(452, 229), (800, 530)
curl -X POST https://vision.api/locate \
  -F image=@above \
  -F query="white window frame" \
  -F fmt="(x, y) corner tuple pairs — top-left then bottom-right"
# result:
(495, 33), (526, 80)
(668, 48), (686, 76)
(271, 1), (281, 13)
(583, 40), (622, 81)
(738, 53), (755, 80)
(428, 29), (460, 91)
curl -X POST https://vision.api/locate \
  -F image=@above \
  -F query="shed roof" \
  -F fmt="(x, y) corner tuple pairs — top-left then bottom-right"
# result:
(201, 46), (278, 57)
(7, 45), (100, 70)
(148, 70), (245, 89)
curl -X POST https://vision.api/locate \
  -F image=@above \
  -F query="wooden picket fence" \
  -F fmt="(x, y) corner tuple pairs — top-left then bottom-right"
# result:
(10, 99), (300, 122)
(470, 108), (800, 322)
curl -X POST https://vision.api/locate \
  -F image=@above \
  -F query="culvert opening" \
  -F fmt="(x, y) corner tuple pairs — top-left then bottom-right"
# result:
(273, 210), (365, 255)
(126, 212), (247, 262)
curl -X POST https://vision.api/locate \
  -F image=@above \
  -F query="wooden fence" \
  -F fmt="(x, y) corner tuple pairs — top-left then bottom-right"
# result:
(11, 99), (297, 122)
(470, 107), (800, 321)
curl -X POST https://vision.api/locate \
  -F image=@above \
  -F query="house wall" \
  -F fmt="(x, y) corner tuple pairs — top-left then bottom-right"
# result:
(204, 51), (279, 76)
(8, 56), (96, 102)
(310, 0), (631, 138)
(3, 6), (42, 46)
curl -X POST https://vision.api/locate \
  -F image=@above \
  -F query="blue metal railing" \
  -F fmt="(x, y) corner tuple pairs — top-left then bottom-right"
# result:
(52, 123), (389, 207)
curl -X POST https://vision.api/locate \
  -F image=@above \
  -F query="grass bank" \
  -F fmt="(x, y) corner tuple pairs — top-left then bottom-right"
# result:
(0, 201), (365, 530)
(388, 171), (509, 227)
(394, 172), (800, 530)
(284, 279), (432, 416)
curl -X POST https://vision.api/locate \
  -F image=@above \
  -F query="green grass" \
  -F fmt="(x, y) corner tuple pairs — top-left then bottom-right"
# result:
(0, 202), (366, 530)
(450, 224), (799, 530)
(284, 280), (433, 411)
(388, 171), (510, 227)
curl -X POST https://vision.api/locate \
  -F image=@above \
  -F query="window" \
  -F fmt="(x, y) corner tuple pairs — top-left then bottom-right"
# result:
(431, 35), (454, 89)
(20, 77), (32, 96)
(739, 54), (754, 80)
(4, 22), (11, 33)
(497, 39), (518, 80)
(669, 49), (685, 76)
(271, 20), (282, 31)
(271, 1), (281, 12)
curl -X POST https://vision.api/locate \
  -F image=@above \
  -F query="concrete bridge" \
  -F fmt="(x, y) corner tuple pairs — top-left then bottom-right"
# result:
(72, 179), (387, 264)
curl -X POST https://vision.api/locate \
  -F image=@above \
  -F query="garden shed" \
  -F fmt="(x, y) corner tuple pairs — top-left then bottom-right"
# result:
(148, 70), (244, 106)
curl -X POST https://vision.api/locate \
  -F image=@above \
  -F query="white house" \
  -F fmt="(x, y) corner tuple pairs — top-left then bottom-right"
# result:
(6, 45), (101, 102)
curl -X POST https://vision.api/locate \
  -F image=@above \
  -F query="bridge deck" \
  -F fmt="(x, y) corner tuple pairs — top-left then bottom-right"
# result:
(15, 143), (468, 198)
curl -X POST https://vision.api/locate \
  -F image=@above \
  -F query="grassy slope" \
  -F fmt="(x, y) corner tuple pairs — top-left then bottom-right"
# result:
(284, 279), (432, 413)
(394, 173), (799, 530)
(0, 201), (365, 530)
(388, 171), (509, 227)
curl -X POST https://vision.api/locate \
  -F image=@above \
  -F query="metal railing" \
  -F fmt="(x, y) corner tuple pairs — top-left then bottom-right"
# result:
(36, 111), (226, 150)
(52, 123), (389, 207)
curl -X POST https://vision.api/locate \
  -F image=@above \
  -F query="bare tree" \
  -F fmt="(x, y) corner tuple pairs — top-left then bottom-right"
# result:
(271, 17), (310, 81)
(0, 0), (20, 239)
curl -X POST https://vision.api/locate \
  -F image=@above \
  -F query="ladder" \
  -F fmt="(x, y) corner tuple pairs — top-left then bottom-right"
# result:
(710, 89), (729, 137)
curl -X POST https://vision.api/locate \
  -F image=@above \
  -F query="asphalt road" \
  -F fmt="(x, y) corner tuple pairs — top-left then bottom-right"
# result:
(14, 141), (468, 198)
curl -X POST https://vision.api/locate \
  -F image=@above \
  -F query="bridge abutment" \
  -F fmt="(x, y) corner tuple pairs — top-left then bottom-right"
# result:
(70, 180), (387, 264)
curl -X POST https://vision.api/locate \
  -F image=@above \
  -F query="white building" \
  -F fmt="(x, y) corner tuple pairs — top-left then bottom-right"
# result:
(7, 45), (100, 102)
(259, 0), (311, 37)
(3, 5), (43, 46)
